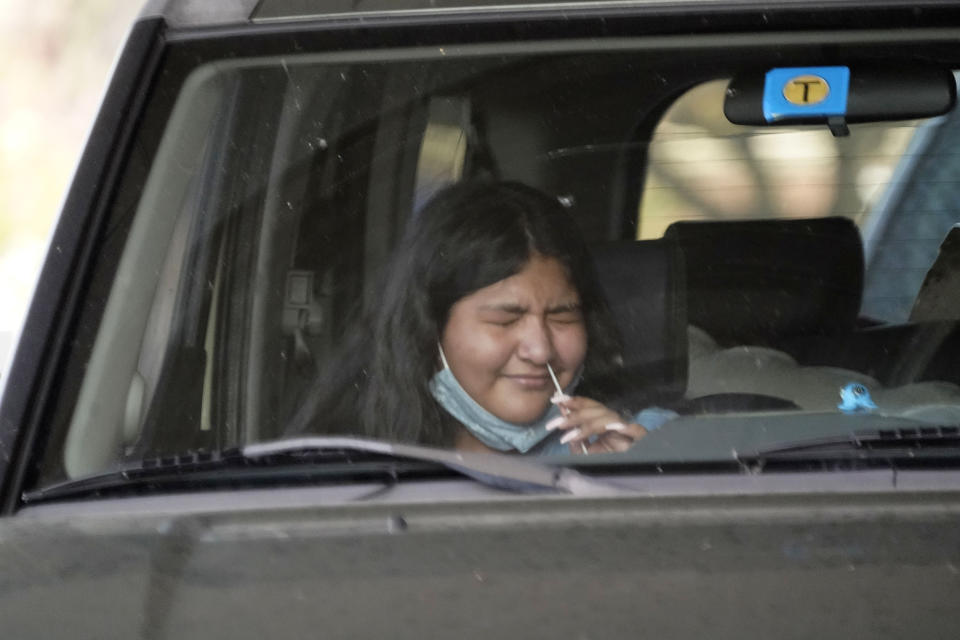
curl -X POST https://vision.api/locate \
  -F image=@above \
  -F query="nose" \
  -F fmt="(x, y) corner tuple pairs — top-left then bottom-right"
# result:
(515, 316), (554, 365)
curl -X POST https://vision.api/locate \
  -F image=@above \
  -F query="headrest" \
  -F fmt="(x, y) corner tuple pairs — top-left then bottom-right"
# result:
(591, 238), (688, 403)
(665, 217), (864, 347)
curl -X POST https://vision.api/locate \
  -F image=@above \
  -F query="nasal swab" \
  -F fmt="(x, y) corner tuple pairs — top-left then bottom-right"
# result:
(546, 362), (564, 397)
(547, 362), (581, 451)
(546, 363), (571, 416)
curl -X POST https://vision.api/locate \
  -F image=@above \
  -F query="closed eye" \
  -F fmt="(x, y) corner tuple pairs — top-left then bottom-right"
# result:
(549, 310), (583, 324)
(548, 303), (583, 324)
(482, 310), (523, 326)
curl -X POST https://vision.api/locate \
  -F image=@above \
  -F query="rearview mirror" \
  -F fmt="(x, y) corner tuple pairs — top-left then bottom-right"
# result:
(724, 65), (956, 135)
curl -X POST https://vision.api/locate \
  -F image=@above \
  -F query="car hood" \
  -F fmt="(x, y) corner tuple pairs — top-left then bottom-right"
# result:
(2, 488), (960, 639)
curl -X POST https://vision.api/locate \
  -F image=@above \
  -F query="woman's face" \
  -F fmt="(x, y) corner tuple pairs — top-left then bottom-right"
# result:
(440, 253), (588, 424)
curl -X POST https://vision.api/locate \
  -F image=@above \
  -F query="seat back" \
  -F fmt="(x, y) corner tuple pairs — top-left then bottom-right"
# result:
(665, 217), (864, 347)
(591, 238), (688, 403)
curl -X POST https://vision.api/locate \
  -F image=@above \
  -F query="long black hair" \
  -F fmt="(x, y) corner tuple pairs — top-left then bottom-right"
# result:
(290, 181), (625, 445)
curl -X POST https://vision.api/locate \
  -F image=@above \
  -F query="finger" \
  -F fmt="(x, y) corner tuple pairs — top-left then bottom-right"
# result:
(583, 434), (619, 454)
(573, 425), (647, 455)
(556, 397), (627, 427)
(550, 391), (574, 415)
(587, 432), (635, 453)
(545, 416), (570, 431)
(564, 412), (632, 441)
(545, 415), (589, 432)
(546, 406), (615, 432)
(565, 421), (648, 446)
(554, 395), (605, 412)
(563, 406), (617, 428)
(603, 422), (648, 441)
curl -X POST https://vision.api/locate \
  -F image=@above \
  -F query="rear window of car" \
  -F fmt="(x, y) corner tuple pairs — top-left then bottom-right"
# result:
(640, 77), (955, 323)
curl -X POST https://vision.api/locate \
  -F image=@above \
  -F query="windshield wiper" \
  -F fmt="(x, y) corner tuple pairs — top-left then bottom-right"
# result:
(737, 426), (960, 468)
(22, 436), (628, 505)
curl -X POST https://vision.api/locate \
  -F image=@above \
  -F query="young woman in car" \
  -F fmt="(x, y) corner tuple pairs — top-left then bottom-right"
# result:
(292, 181), (664, 454)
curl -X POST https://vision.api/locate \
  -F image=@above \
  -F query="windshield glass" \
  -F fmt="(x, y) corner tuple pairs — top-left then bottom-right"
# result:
(29, 36), (960, 490)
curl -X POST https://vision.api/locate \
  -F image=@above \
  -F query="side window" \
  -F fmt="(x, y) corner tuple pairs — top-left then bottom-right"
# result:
(63, 66), (239, 478)
(55, 59), (432, 480)
(639, 78), (956, 323)
(45, 52), (533, 482)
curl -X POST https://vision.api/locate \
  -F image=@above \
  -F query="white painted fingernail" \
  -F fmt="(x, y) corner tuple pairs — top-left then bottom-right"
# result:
(545, 417), (565, 431)
(560, 428), (582, 444)
(605, 422), (627, 432)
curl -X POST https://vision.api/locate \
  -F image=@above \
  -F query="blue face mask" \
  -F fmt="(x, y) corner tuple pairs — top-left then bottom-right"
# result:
(429, 347), (581, 453)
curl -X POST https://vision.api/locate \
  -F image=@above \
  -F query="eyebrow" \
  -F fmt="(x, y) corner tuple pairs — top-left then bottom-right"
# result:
(478, 302), (582, 314)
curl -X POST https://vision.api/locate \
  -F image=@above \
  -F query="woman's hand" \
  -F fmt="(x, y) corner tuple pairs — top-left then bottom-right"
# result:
(546, 396), (648, 454)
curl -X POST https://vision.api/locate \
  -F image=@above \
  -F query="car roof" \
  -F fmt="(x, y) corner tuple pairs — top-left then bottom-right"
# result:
(141, 0), (960, 29)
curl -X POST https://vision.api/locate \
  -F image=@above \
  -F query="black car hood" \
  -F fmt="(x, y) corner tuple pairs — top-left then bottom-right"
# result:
(3, 487), (960, 639)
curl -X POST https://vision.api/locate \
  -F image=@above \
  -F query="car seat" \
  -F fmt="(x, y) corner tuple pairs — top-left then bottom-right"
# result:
(590, 238), (688, 405)
(664, 217), (865, 348)
(591, 237), (802, 414)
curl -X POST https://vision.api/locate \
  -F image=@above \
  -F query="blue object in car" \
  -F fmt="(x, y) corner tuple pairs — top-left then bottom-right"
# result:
(838, 382), (878, 413)
(763, 66), (850, 122)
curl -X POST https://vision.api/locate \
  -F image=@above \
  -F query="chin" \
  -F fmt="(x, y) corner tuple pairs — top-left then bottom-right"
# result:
(497, 403), (551, 425)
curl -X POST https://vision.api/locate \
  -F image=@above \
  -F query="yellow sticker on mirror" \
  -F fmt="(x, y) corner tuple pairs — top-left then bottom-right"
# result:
(782, 75), (830, 105)
(764, 67), (849, 122)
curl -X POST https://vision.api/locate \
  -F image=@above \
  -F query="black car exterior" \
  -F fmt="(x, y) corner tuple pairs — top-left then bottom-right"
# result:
(1, 1), (960, 637)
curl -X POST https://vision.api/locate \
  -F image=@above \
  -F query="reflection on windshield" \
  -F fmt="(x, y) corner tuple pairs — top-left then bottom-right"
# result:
(35, 51), (960, 490)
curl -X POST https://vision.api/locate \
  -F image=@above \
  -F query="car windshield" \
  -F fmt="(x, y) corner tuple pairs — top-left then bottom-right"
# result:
(27, 32), (960, 491)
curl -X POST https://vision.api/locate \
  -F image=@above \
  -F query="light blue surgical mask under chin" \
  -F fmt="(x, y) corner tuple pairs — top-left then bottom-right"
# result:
(429, 347), (581, 453)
